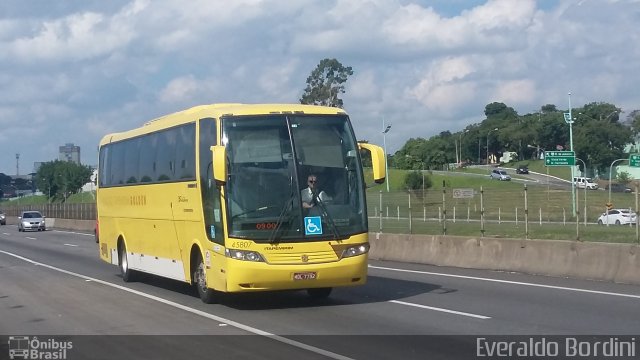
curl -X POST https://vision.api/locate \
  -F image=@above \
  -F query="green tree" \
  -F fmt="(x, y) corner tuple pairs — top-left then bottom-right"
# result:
(617, 171), (632, 185)
(626, 110), (640, 135)
(571, 102), (632, 173)
(0, 173), (11, 186)
(300, 58), (353, 108)
(35, 160), (92, 202)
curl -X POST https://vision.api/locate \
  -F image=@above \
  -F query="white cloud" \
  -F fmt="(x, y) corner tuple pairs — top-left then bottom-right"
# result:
(158, 75), (208, 104)
(1, 0), (640, 173)
(491, 79), (536, 105)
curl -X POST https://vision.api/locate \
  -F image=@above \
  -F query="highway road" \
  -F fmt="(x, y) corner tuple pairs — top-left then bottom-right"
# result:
(1, 227), (639, 359)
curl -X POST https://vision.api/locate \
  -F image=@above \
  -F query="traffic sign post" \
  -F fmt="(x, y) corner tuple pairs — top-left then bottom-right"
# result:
(544, 151), (576, 166)
(630, 154), (640, 167)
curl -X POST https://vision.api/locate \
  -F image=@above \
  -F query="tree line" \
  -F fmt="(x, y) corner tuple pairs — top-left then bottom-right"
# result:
(393, 102), (640, 177)
(0, 161), (92, 202)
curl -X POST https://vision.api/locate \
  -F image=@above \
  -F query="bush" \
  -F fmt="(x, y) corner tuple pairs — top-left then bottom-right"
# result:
(403, 171), (432, 191)
(617, 171), (632, 185)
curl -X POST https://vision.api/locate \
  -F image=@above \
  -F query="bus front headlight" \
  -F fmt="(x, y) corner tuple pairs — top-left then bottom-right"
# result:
(225, 249), (265, 262)
(341, 243), (370, 258)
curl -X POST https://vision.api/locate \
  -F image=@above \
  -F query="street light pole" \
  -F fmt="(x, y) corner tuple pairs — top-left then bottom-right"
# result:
(576, 158), (588, 225)
(382, 118), (392, 192)
(607, 158), (628, 227)
(486, 128), (498, 165)
(608, 158), (628, 206)
(566, 92), (576, 216)
(458, 129), (468, 166)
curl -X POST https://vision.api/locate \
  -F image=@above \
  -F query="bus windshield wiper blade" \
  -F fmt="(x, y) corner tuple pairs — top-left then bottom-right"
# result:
(313, 194), (341, 239)
(232, 206), (274, 219)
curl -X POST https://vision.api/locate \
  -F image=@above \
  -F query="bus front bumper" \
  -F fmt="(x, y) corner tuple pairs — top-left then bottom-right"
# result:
(222, 255), (368, 292)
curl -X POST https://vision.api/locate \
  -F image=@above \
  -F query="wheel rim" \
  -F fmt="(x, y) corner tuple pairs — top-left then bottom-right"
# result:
(120, 248), (128, 273)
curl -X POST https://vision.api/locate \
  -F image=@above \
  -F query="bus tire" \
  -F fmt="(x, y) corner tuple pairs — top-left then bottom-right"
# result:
(307, 287), (332, 299)
(119, 242), (137, 282)
(194, 255), (217, 304)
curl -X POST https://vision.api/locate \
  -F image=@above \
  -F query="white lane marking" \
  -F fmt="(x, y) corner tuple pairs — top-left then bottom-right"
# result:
(370, 265), (640, 299)
(2, 233), (9, 235)
(53, 230), (93, 237)
(0, 250), (354, 360)
(25, 237), (37, 240)
(63, 244), (79, 247)
(390, 300), (490, 319)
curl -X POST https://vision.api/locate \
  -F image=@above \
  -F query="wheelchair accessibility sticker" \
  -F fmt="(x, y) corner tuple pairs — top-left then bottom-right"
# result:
(304, 216), (323, 235)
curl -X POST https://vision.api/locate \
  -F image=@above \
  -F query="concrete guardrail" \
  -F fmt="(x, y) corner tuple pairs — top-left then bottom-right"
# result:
(4, 216), (639, 285)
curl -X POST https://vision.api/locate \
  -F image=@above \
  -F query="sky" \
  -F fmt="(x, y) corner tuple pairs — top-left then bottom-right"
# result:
(1, 0), (639, 175)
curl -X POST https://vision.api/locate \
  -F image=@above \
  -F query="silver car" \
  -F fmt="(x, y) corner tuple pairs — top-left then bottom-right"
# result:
(0, 211), (5, 225)
(18, 211), (46, 232)
(490, 169), (511, 181)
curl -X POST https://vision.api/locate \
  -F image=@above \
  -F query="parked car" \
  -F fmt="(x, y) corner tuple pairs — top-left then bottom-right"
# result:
(18, 211), (46, 232)
(0, 211), (5, 225)
(597, 209), (636, 225)
(516, 165), (529, 174)
(490, 169), (511, 181)
(605, 183), (632, 193)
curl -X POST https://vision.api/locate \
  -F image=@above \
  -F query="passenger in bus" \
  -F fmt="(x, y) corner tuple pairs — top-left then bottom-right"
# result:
(301, 174), (331, 208)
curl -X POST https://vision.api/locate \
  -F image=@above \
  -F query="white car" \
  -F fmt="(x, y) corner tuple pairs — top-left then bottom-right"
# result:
(597, 209), (636, 225)
(490, 169), (511, 181)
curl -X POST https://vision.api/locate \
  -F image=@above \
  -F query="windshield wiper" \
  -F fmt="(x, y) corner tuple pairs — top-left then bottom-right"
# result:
(268, 178), (295, 243)
(232, 205), (276, 219)
(311, 191), (341, 239)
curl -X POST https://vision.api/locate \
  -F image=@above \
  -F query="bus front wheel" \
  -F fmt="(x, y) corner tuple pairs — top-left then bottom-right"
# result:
(307, 287), (332, 299)
(194, 256), (217, 304)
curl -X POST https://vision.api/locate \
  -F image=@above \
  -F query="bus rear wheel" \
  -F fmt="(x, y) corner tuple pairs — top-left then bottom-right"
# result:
(194, 256), (217, 304)
(307, 287), (332, 299)
(119, 242), (137, 282)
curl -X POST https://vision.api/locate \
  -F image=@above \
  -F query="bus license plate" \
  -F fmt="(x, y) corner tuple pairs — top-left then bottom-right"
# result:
(293, 272), (317, 280)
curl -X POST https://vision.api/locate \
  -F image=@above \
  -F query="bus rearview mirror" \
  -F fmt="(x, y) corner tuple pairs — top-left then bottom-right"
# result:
(210, 145), (227, 185)
(358, 143), (386, 184)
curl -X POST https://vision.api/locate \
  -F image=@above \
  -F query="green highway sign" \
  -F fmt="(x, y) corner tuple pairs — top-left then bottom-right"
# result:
(544, 151), (575, 166)
(630, 154), (640, 167)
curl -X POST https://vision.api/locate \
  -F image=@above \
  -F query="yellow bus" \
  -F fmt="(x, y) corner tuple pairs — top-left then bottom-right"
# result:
(97, 103), (385, 303)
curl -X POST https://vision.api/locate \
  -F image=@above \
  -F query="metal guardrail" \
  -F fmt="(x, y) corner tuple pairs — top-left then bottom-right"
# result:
(0, 203), (96, 221)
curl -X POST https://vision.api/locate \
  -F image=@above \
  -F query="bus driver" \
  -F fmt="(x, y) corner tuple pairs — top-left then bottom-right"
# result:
(301, 174), (331, 209)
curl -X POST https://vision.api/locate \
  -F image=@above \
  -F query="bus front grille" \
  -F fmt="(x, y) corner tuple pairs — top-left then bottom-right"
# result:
(265, 250), (338, 264)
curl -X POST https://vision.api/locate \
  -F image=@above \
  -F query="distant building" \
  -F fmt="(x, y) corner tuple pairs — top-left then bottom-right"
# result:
(59, 143), (81, 165)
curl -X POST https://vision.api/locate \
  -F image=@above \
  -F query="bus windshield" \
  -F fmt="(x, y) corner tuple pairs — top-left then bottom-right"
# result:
(222, 114), (366, 242)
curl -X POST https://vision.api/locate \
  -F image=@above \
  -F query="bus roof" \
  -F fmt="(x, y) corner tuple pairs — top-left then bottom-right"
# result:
(99, 103), (348, 146)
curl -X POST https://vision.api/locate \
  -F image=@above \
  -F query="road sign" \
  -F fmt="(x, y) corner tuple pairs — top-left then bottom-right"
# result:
(563, 112), (573, 123)
(630, 154), (640, 167)
(544, 151), (575, 166)
(452, 188), (474, 199)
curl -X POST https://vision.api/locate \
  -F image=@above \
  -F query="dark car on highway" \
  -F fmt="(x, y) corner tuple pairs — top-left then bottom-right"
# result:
(516, 165), (529, 174)
(606, 183), (632, 193)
